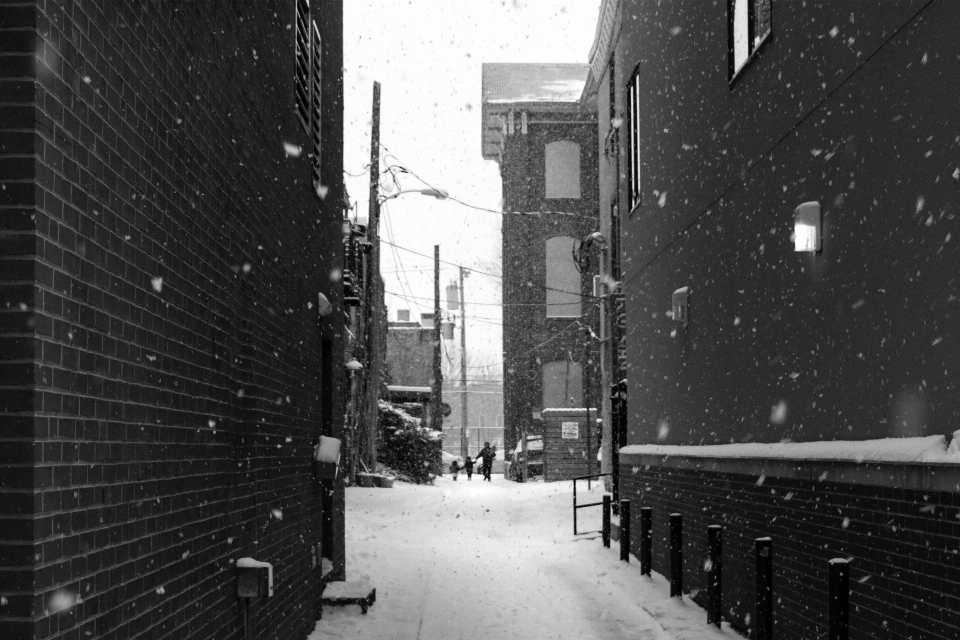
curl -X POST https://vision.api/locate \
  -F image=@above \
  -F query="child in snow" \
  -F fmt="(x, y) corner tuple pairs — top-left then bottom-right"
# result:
(450, 459), (460, 481)
(464, 456), (474, 480)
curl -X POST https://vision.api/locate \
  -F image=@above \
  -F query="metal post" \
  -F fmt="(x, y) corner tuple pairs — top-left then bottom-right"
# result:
(756, 537), (773, 640)
(363, 81), (382, 470)
(707, 525), (722, 627)
(431, 246), (443, 432)
(602, 495), (611, 548)
(640, 506), (652, 575)
(828, 558), (850, 640)
(459, 267), (468, 461)
(573, 480), (578, 535)
(670, 513), (683, 597)
(619, 499), (630, 562)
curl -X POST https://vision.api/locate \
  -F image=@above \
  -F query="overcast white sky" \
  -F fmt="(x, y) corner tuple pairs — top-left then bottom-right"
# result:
(343, 0), (602, 378)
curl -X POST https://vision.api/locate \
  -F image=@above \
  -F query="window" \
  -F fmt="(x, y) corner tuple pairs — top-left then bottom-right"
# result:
(294, 0), (323, 195)
(545, 236), (581, 318)
(544, 141), (581, 199)
(542, 360), (583, 410)
(310, 21), (322, 191)
(627, 69), (641, 210)
(728, 0), (772, 80)
(294, 0), (311, 130)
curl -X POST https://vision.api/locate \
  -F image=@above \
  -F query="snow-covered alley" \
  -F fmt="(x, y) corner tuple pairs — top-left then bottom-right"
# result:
(308, 477), (738, 640)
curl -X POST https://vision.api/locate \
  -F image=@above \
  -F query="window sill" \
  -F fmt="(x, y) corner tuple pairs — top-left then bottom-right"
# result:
(728, 30), (772, 88)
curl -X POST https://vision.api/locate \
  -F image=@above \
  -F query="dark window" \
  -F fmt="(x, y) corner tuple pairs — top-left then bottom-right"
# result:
(311, 21), (322, 192)
(627, 68), (641, 211)
(294, 0), (311, 130)
(728, 0), (772, 80)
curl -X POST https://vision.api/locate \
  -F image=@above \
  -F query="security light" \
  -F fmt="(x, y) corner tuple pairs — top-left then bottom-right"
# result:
(794, 201), (821, 253)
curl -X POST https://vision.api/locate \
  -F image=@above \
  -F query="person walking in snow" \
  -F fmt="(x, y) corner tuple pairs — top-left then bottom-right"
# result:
(476, 442), (496, 481)
(463, 456), (475, 480)
(450, 458), (461, 481)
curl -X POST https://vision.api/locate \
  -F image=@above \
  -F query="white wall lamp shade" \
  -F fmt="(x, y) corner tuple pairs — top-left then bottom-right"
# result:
(345, 359), (363, 371)
(794, 201), (822, 252)
(316, 292), (333, 317)
(672, 286), (690, 323)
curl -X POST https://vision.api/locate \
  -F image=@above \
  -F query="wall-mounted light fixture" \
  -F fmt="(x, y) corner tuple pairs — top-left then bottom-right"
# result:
(672, 287), (690, 324)
(345, 359), (363, 371)
(794, 201), (822, 253)
(316, 293), (333, 317)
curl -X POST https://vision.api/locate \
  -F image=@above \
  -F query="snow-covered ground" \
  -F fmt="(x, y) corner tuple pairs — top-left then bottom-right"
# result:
(308, 476), (742, 640)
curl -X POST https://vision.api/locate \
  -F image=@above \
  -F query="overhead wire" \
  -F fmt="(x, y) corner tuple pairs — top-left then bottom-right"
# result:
(463, 319), (582, 369)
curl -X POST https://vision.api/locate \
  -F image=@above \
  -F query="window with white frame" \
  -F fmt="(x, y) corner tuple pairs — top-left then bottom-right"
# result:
(544, 140), (581, 199)
(728, 0), (772, 80)
(545, 236), (581, 318)
(627, 68), (641, 211)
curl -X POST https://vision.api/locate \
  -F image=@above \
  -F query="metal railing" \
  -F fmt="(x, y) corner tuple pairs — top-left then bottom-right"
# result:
(572, 472), (612, 535)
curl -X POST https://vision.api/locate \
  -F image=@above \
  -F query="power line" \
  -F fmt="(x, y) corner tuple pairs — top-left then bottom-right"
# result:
(380, 144), (596, 220)
(464, 319), (581, 369)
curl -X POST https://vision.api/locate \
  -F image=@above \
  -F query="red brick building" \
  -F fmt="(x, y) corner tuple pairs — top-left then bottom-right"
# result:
(1, 1), (346, 638)
(584, 1), (960, 638)
(480, 63), (600, 458)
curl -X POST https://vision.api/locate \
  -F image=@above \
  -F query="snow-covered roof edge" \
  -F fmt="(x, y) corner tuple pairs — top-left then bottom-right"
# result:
(620, 433), (960, 465)
(542, 408), (599, 417)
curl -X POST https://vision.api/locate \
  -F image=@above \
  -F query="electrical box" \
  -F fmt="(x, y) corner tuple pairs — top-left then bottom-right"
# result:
(237, 558), (273, 598)
(672, 287), (690, 323)
(314, 436), (341, 480)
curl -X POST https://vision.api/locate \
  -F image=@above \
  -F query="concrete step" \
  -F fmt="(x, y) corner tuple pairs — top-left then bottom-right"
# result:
(321, 580), (376, 616)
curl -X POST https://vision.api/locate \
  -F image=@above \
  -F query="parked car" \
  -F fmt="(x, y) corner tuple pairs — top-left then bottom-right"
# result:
(510, 436), (543, 481)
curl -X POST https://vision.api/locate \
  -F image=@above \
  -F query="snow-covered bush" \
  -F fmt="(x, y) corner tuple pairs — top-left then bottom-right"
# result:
(377, 400), (443, 484)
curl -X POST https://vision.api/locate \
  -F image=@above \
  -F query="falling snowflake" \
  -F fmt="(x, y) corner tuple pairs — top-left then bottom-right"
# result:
(150, 277), (163, 293)
(283, 142), (302, 158)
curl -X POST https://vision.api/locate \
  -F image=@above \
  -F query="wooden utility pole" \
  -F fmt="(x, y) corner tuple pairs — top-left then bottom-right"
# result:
(431, 245), (443, 432)
(363, 81), (382, 470)
(459, 267), (468, 461)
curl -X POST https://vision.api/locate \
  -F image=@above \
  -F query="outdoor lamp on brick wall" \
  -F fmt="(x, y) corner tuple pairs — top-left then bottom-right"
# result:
(316, 292), (333, 317)
(345, 359), (363, 371)
(794, 201), (822, 252)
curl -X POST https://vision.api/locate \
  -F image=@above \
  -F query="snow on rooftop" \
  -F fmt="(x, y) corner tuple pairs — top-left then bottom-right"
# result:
(621, 433), (960, 464)
(482, 63), (588, 104)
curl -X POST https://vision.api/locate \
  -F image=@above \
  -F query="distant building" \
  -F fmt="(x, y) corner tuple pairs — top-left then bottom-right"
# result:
(480, 63), (600, 458)
(385, 311), (434, 422)
(0, 1), (346, 638)
(584, 1), (960, 638)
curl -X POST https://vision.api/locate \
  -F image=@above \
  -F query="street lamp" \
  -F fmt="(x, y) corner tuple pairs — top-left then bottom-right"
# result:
(380, 188), (449, 202)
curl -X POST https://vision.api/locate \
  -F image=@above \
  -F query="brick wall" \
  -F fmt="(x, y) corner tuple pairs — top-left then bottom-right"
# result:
(620, 455), (960, 640)
(0, 1), (345, 638)
(499, 115), (599, 455)
(542, 409), (600, 482)
(0, 2), (40, 637)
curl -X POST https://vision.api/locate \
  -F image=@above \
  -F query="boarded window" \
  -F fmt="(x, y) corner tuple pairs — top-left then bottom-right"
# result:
(542, 360), (583, 409)
(545, 236), (581, 318)
(545, 140), (581, 199)
(310, 21), (322, 192)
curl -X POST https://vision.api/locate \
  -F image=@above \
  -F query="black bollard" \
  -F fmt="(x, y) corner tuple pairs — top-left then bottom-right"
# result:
(707, 525), (722, 627)
(619, 500), (631, 562)
(755, 537), (773, 640)
(828, 558), (850, 640)
(640, 507), (652, 575)
(670, 513), (683, 597)
(602, 495), (611, 548)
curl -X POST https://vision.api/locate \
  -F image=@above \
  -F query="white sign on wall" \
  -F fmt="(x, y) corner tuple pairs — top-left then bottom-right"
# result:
(561, 421), (579, 439)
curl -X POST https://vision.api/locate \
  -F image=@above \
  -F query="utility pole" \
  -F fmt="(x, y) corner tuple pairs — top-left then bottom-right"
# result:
(459, 267), (468, 461)
(431, 245), (444, 432)
(363, 81), (382, 471)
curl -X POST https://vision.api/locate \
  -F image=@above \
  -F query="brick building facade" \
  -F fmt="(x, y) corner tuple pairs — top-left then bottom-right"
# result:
(480, 64), (599, 458)
(583, 0), (960, 638)
(1, 1), (346, 638)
